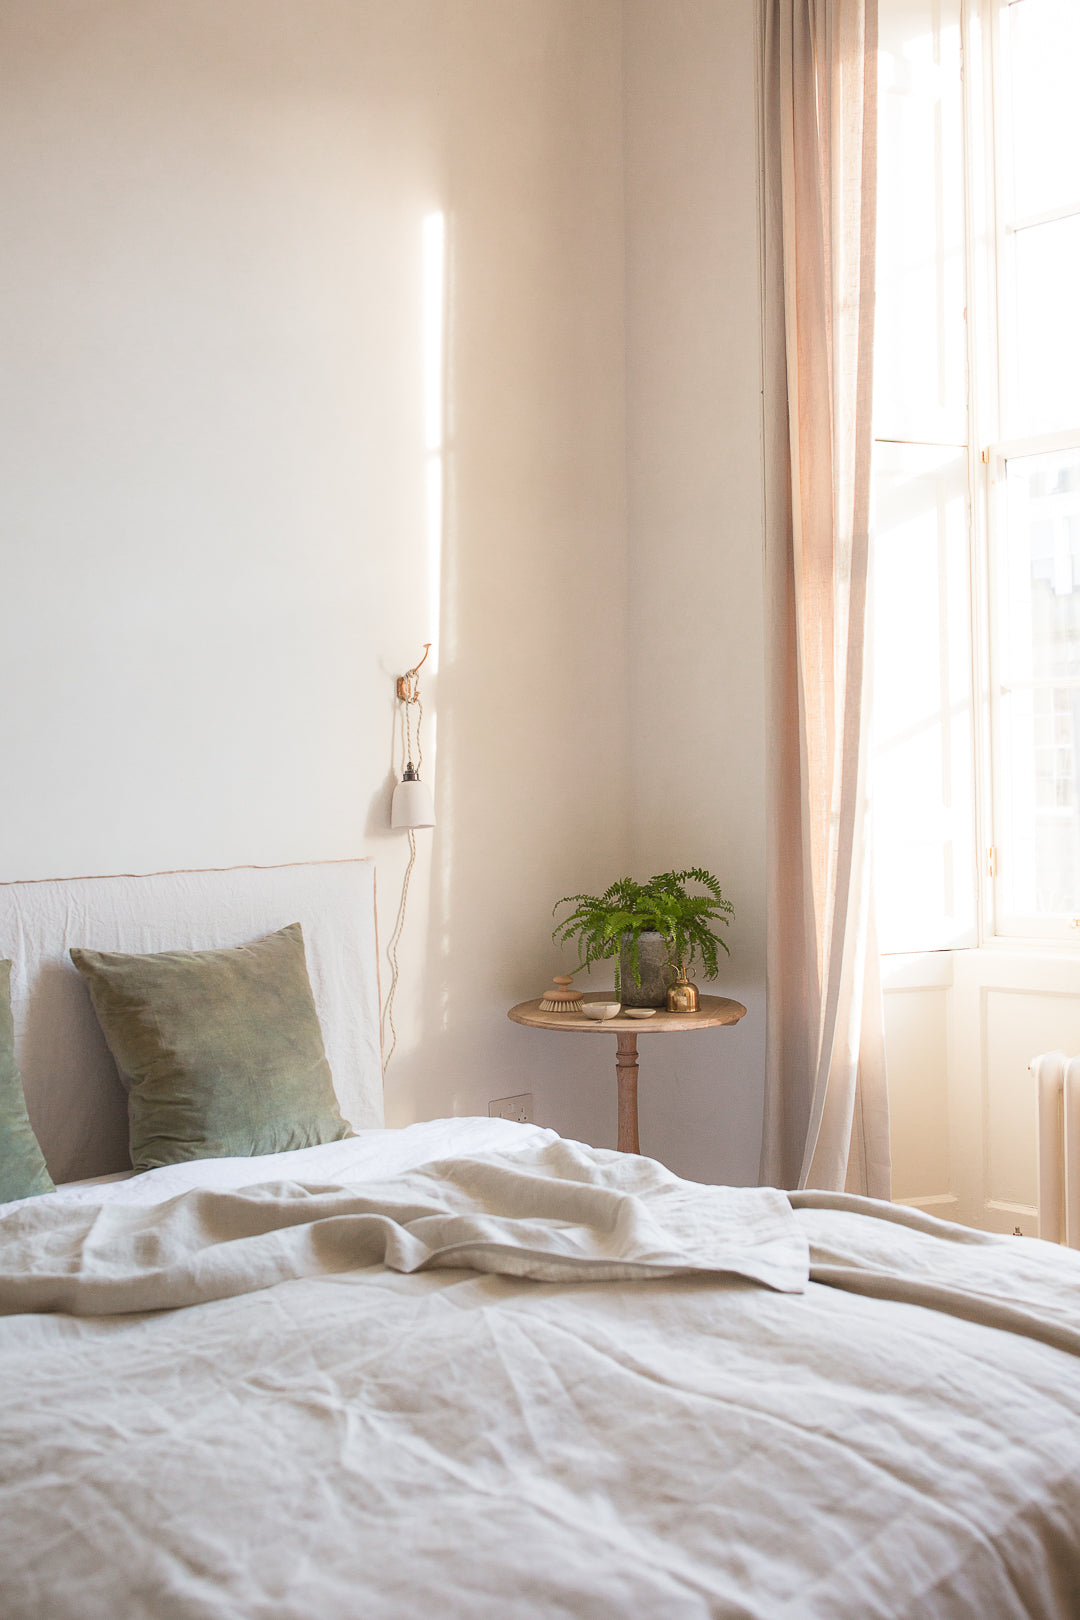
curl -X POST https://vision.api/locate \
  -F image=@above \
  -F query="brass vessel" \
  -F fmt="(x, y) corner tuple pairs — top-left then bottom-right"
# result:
(666, 967), (700, 1014)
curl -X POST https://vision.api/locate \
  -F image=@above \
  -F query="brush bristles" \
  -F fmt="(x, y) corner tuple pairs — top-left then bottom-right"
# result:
(539, 992), (582, 1012)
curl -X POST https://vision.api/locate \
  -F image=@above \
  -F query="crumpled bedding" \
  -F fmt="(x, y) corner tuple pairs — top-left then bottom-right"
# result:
(2, 1136), (1080, 1620)
(792, 1189), (1080, 1359)
(0, 1139), (807, 1315)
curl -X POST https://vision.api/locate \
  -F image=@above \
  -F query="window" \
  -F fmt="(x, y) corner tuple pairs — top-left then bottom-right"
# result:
(992, 442), (1080, 929)
(873, 0), (1080, 951)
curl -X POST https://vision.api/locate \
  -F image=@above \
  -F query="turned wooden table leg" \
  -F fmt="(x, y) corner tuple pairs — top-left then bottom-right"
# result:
(615, 1032), (640, 1154)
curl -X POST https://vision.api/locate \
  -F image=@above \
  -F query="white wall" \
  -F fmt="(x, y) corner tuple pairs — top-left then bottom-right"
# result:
(623, 0), (767, 1184)
(0, 0), (632, 1145)
(0, 0), (767, 1178)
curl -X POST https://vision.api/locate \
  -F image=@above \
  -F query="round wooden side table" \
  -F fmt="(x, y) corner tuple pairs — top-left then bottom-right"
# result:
(507, 991), (747, 1155)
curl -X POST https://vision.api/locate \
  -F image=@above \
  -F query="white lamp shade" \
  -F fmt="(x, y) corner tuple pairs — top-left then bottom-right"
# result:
(391, 775), (436, 829)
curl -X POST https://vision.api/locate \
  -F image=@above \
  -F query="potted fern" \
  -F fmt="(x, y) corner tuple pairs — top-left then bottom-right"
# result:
(552, 869), (734, 1008)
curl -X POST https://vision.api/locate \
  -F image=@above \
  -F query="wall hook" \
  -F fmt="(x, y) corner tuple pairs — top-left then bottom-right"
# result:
(396, 643), (431, 704)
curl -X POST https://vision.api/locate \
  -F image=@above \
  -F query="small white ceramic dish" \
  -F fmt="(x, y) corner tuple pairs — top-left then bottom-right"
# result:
(581, 1002), (621, 1021)
(622, 1007), (657, 1019)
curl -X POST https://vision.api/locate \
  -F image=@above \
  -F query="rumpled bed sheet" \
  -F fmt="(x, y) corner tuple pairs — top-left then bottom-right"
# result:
(2, 1134), (1079, 1620)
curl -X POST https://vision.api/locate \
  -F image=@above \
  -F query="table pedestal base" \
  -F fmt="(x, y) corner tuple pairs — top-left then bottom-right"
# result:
(507, 993), (747, 1160)
(615, 1032), (640, 1155)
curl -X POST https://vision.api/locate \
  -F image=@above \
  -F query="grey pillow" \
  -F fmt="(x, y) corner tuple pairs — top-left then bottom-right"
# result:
(0, 959), (55, 1203)
(71, 924), (351, 1172)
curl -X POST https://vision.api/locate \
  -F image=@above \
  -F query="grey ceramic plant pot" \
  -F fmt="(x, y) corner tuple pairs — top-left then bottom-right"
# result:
(617, 931), (675, 1008)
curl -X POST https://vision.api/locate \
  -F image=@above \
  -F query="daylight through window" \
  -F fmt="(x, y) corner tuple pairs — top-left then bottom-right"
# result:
(872, 0), (1080, 950)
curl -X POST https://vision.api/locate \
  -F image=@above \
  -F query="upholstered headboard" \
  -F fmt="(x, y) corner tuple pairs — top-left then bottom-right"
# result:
(0, 860), (384, 1183)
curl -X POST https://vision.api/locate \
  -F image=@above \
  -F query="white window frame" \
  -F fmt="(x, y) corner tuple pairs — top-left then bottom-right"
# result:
(872, 0), (1080, 954)
(972, 0), (1080, 943)
(985, 431), (1080, 940)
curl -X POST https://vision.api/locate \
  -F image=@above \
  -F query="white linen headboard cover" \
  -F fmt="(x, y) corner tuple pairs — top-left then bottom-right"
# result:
(0, 860), (384, 1183)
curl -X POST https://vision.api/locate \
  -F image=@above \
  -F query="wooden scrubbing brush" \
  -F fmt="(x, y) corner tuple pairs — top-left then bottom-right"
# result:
(539, 975), (583, 1013)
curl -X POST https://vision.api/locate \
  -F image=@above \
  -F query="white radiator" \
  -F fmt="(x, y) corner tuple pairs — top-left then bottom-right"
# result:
(1030, 1052), (1080, 1248)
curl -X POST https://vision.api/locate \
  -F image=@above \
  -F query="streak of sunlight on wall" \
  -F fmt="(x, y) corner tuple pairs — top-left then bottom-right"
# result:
(423, 211), (445, 668)
(422, 210), (452, 1035)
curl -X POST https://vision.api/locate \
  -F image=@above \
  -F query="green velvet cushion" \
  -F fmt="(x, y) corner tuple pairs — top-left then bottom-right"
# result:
(0, 960), (55, 1203)
(71, 924), (350, 1172)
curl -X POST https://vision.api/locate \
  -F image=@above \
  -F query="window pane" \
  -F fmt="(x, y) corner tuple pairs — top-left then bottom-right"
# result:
(874, 0), (966, 443)
(997, 446), (1080, 921)
(1003, 0), (1080, 222)
(999, 685), (1080, 915)
(1000, 446), (1080, 681)
(872, 442), (976, 950)
(1010, 215), (1080, 437)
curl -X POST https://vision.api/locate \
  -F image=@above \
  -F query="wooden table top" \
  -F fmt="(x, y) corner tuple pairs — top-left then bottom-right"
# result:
(508, 990), (747, 1034)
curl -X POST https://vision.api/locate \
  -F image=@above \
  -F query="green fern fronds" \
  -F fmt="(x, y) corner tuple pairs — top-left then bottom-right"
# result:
(552, 868), (733, 989)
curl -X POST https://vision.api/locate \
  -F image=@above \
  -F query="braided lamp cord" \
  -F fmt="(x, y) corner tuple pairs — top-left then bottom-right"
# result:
(381, 828), (415, 1068)
(382, 653), (428, 1070)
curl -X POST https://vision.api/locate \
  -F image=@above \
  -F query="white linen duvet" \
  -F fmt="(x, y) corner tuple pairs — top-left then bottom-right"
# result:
(2, 1120), (1079, 1620)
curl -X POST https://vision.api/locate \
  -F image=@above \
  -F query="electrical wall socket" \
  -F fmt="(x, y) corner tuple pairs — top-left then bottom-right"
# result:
(488, 1092), (534, 1124)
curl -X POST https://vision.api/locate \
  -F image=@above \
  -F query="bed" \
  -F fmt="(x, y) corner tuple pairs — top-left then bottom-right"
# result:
(2, 861), (1079, 1619)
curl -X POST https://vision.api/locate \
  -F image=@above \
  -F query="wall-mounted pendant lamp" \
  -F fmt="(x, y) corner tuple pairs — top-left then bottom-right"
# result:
(383, 643), (435, 1071)
(390, 644), (436, 829)
(391, 762), (436, 829)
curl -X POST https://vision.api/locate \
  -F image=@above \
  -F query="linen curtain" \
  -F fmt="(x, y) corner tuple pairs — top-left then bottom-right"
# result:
(759, 0), (890, 1197)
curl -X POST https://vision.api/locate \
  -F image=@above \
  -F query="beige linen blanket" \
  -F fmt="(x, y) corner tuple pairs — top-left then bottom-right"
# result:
(2, 1140), (1080, 1619)
(0, 1139), (808, 1315)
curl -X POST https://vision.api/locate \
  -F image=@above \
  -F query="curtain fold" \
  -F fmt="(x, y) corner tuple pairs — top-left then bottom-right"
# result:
(759, 0), (891, 1197)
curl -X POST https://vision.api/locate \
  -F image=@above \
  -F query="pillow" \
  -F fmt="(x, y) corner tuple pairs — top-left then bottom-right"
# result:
(70, 923), (351, 1172)
(0, 960), (55, 1202)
